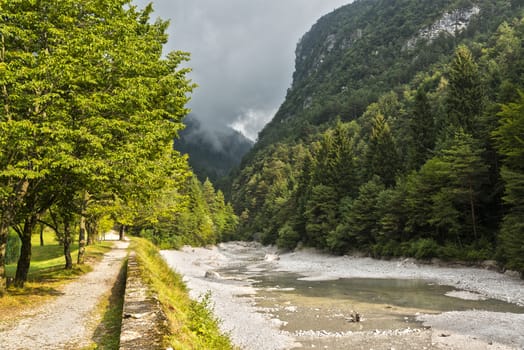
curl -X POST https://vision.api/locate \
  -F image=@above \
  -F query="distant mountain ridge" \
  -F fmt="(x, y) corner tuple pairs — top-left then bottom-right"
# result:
(175, 115), (253, 184)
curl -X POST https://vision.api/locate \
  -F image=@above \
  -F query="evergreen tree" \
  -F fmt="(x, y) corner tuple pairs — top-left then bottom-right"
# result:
(337, 177), (385, 250)
(365, 114), (400, 187)
(304, 184), (338, 249)
(312, 121), (360, 198)
(283, 149), (314, 247)
(440, 131), (489, 241)
(405, 130), (488, 246)
(375, 180), (408, 253)
(446, 45), (485, 135)
(492, 92), (524, 272)
(202, 178), (217, 209)
(408, 88), (436, 169)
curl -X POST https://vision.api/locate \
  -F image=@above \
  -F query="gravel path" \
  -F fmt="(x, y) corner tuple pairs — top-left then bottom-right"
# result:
(161, 242), (524, 350)
(0, 240), (129, 350)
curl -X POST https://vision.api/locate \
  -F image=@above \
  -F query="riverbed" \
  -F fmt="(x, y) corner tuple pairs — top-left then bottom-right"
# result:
(161, 242), (524, 350)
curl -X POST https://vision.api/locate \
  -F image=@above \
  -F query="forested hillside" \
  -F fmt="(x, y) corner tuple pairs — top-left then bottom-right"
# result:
(230, 0), (524, 273)
(175, 115), (253, 184)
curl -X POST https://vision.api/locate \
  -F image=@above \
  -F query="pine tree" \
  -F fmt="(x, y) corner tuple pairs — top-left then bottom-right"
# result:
(441, 131), (489, 241)
(492, 92), (524, 272)
(446, 45), (484, 135)
(339, 177), (385, 250)
(304, 184), (338, 249)
(405, 130), (488, 246)
(312, 121), (360, 197)
(408, 88), (435, 169)
(365, 114), (400, 187)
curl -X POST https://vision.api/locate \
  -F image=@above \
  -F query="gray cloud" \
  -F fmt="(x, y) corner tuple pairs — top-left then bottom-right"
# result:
(133, 0), (352, 141)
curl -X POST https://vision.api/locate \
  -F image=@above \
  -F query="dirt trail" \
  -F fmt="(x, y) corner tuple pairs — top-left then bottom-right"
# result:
(0, 240), (129, 350)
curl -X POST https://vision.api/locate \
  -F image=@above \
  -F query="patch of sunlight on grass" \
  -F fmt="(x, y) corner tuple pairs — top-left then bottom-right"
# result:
(6, 236), (112, 279)
(1, 235), (114, 321)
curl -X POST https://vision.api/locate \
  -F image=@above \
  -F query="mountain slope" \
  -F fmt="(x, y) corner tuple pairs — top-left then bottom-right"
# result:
(229, 0), (524, 272)
(253, 0), (520, 151)
(175, 115), (253, 183)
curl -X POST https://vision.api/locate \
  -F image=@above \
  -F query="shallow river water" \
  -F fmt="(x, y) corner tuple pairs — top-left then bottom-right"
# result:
(162, 243), (524, 350)
(212, 244), (524, 349)
(254, 274), (524, 348)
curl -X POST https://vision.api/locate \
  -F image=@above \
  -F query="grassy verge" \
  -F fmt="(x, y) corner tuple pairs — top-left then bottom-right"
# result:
(132, 237), (234, 350)
(0, 232), (112, 320)
(88, 258), (127, 350)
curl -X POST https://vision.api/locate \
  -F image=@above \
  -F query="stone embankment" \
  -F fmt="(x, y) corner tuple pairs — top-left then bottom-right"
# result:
(119, 251), (169, 350)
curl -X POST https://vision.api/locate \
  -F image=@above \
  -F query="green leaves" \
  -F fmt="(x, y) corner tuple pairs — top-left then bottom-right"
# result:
(0, 0), (197, 287)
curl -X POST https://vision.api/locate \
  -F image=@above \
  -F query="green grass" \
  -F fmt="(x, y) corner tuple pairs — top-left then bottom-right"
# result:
(5, 231), (111, 279)
(1, 231), (112, 320)
(132, 237), (234, 350)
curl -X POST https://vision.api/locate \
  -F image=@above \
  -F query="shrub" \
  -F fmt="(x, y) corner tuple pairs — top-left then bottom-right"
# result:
(277, 223), (300, 250)
(409, 238), (440, 260)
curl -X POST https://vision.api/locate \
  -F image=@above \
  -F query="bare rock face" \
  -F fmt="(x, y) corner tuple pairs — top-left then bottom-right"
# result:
(405, 6), (480, 50)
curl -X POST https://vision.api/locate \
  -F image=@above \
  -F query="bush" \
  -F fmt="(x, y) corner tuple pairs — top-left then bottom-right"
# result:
(409, 238), (440, 260)
(372, 240), (402, 258)
(138, 228), (184, 250)
(439, 243), (462, 260)
(464, 239), (495, 261)
(276, 223), (300, 250)
(187, 292), (232, 348)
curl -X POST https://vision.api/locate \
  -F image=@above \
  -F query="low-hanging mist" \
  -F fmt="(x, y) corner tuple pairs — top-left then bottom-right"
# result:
(132, 0), (353, 140)
(175, 115), (254, 184)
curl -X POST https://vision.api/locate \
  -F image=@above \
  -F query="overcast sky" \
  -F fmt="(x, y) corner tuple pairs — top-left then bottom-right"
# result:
(133, 0), (352, 141)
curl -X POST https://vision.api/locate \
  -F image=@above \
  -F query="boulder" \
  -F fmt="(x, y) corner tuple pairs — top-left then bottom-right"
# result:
(264, 254), (280, 262)
(204, 271), (221, 279)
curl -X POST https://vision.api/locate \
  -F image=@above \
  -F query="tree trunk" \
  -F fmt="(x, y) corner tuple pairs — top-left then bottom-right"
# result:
(77, 214), (87, 264)
(0, 223), (8, 296)
(119, 224), (125, 241)
(0, 178), (29, 293)
(469, 181), (478, 240)
(14, 215), (37, 288)
(64, 220), (73, 270)
(86, 217), (98, 245)
(77, 191), (89, 264)
(39, 223), (44, 246)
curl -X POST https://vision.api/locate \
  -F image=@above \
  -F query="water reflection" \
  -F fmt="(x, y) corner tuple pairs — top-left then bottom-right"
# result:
(213, 251), (524, 350)
(255, 273), (524, 314)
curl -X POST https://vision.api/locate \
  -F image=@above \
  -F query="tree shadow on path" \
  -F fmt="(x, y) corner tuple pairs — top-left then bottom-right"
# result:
(91, 258), (128, 349)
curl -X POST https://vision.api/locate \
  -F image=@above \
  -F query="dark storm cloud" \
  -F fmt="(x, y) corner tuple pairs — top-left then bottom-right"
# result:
(133, 0), (351, 140)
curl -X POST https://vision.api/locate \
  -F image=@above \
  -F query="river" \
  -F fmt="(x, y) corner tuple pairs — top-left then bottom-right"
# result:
(161, 242), (524, 350)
